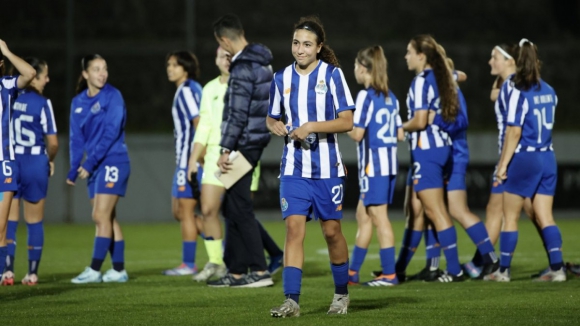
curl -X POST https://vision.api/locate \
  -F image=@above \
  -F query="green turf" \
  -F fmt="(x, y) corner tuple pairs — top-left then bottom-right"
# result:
(3, 219), (580, 325)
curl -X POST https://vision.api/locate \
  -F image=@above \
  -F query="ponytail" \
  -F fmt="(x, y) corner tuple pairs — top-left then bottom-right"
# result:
(356, 45), (388, 96)
(410, 35), (458, 122)
(513, 39), (541, 91)
(294, 16), (340, 67)
(76, 54), (104, 94)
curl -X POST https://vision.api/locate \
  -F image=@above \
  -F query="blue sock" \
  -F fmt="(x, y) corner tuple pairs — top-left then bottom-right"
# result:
(330, 261), (349, 295)
(90, 237), (111, 271)
(283, 267), (302, 304)
(27, 221), (44, 275)
(465, 222), (496, 263)
(499, 231), (518, 272)
(541, 226), (564, 271)
(438, 226), (461, 276)
(112, 240), (125, 271)
(379, 247), (396, 275)
(200, 232), (206, 240)
(0, 246), (6, 275)
(6, 220), (17, 272)
(182, 241), (196, 269)
(349, 245), (367, 272)
(395, 229), (422, 273)
(424, 228), (440, 270)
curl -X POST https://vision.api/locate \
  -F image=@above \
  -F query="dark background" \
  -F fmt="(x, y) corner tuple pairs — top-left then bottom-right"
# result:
(3, 0), (580, 133)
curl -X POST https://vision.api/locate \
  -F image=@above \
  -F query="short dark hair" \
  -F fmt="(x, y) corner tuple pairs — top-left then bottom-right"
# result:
(213, 13), (244, 40)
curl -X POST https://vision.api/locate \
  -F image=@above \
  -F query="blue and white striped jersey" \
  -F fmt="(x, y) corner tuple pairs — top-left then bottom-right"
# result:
(353, 88), (402, 177)
(506, 79), (556, 153)
(405, 69), (452, 151)
(172, 79), (201, 169)
(269, 61), (355, 179)
(12, 89), (57, 155)
(67, 83), (130, 182)
(494, 75), (515, 155)
(0, 76), (19, 161)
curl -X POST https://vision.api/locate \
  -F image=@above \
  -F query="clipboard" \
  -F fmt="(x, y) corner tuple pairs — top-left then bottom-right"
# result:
(215, 151), (253, 189)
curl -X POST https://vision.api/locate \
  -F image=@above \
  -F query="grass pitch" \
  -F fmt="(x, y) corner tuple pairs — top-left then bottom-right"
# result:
(3, 217), (580, 325)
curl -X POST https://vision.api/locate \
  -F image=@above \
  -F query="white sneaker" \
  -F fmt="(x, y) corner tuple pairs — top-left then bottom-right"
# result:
(483, 268), (511, 282)
(327, 294), (349, 315)
(21, 273), (38, 286)
(1, 270), (15, 286)
(533, 267), (566, 282)
(103, 269), (129, 283)
(71, 267), (102, 284)
(162, 263), (197, 276)
(271, 298), (300, 318)
(193, 262), (227, 282)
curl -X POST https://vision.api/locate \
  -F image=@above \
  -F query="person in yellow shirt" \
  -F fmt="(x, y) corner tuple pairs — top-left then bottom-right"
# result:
(188, 47), (283, 282)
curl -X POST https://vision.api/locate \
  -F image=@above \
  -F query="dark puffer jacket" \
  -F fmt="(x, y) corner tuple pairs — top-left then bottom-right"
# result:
(220, 43), (273, 152)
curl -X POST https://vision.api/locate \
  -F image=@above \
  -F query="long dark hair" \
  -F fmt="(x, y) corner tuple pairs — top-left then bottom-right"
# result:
(356, 45), (388, 97)
(410, 35), (458, 122)
(21, 57), (47, 94)
(294, 16), (340, 67)
(76, 54), (104, 94)
(166, 51), (200, 81)
(494, 43), (519, 88)
(513, 40), (541, 91)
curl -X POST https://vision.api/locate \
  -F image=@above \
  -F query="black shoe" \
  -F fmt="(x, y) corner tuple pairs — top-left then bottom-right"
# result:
(408, 267), (442, 282)
(230, 271), (274, 288)
(371, 270), (406, 283)
(207, 273), (244, 287)
(437, 270), (465, 283)
(476, 260), (499, 280)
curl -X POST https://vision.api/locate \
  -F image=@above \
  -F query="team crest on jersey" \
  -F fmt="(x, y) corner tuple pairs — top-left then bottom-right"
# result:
(281, 198), (288, 212)
(315, 80), (327, 95)
(90, 102), (101, 114)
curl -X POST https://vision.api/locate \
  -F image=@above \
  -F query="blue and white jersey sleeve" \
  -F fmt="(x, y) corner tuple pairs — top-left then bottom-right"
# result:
(268, 76), (283, 119)
(81, 90), (126, 174)
(180, 83), (201, 121)
(42, 99), (57, 135)
(0, 77), (19, 161)
(330, 67), (355, 113)
(353, 90), (372, 129)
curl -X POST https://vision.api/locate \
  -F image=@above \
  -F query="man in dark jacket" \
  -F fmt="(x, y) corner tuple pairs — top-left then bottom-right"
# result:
(209, 13), (274, 288)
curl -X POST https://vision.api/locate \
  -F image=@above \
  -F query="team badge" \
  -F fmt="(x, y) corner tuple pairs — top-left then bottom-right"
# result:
(281, 198), (288, 212)
(315, 80), (327, 95)
(90, 102), (101, 114)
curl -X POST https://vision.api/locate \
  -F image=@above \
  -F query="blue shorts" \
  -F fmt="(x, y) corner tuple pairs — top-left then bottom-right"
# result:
(446, 173), (466, 191)
(172, 164), (203, 199)
(490, 165), (504, 194)
(14, 155), (49, 202)
(504, 151), (557, 198)
(360, 175), (396, 206)
(279, 176), (345, 220)
(410, 147), (452, 192)
(0, 160), (19, 193)
(87, 162), (130, 199)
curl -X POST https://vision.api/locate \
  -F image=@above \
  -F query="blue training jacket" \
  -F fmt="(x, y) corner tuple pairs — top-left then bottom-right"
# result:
(67, 83), (130, 182)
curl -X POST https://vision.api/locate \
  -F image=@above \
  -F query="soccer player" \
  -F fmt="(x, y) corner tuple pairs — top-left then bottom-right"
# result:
(207, 13), (273, 288)
(187, 47), (283, 282)
(67, 54), (131, 284)
(402, 35), (464, 283)
(464, 44), (542, 279)
(0, 40), (36, 284)
(2, 57), (57, 286)
(485, 39), (565, 282)
(162, 51), (204, 276)
(267, 16), (355, 317)
(346, 45), (405, 287)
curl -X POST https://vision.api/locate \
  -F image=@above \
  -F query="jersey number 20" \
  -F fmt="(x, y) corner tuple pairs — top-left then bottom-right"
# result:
(376, 108), (398, 144)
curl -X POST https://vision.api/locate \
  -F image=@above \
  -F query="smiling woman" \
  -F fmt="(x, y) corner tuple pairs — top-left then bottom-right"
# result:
(67, 54), (131, 284)
(266, 15), (355, 318)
